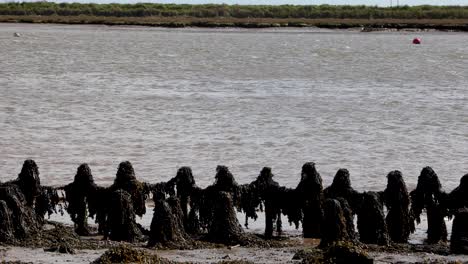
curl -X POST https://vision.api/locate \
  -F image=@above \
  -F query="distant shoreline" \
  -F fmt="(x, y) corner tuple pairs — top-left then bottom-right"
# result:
(2, 16), (468, 31)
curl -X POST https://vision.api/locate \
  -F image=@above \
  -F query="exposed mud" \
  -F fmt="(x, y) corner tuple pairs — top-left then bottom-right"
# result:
(2, 160), (468, 263)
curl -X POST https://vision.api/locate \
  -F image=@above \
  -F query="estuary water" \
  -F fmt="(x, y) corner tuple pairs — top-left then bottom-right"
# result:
(0, 23), (467, 194)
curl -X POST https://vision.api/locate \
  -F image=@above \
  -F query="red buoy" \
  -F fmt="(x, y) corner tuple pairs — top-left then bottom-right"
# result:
(412, 38), (421, 44)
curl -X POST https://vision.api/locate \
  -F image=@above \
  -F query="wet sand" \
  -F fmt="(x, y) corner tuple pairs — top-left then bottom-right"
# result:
(1, 208), (467, 264)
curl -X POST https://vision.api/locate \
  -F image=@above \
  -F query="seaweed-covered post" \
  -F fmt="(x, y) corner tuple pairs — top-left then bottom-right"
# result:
(357, 191), (389, 245)
(104, 161), (148, 242)
(88, 186), (109, 235)
(448, 174), (468, 212)
(448, 174), (468, 253)
(9, 159), (60, 221)
(148, 185), (187, 246)
(296, 162), (324, 238)
(170, 166), (199, 233)
(15, 159), (41, 207)
(0, 185), (41, 242)
(64, 164), (97, 235)
(410, 166), (448, 244)
(451, 208), (468, 254)
(206, 191), (245, 245)
(324, 168), (361, 213)
(319, 199), (350, 247)
(107, 189), (142, 242)
(197, 166), (246, 245)
(251, 167), (281, 238)
(383, 170), (414, 243)
(109, 161), (148, 217)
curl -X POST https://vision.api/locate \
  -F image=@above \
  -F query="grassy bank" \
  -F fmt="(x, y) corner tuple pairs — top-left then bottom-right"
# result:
(1, 3), (468, 30)
(2, 15), (468, 31)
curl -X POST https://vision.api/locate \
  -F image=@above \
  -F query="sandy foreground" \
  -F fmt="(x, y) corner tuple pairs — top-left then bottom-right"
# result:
(1, 210), (467, 264)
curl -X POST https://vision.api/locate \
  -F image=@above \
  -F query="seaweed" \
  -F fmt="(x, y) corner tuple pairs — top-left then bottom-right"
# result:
(248, 167), (280, 237)
(383, 170), (414, 243)
(106, 189), (143, 242)
(447, 173), (468, 214)
(450, 208), (468, 254)
(205, 191), (245, 245)
(87, 186), (109, 235)
(336, 197), (356, 241)
(14, 159), (41, 207)
(357, 191), (389, 245)
(108, 161), (148, 217)
(410, 166), (448, 244)
(296, 162), (323, 238)
(64, 163), (97, 235)
(148, 186), (188, 246)
(92, 244), (173, 264)
(324, 168), (362, 214)
(319, 199), (349, 247)
(0, 185), (41, 242)
(196, 165), (241, 232)
(166, 166), (198, 233)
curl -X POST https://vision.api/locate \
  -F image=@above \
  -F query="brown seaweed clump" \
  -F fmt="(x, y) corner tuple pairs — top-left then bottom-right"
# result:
(92, 244), (173, 264)
(295, 242), (373, 264)
(0, 159), (61, 243)
(448, 174), (468, 213)
(197, 165), (241, 232)
(450, 208), (468, 254)
(14, 159), (41, 207)
(148, 186), (188, 247)
(99, 161), (148, 242)
(336, 197), (356, 241)
(324, 168), (362, 213)
(64, 163), (97, 235)
(410, 166), (448, 244)
(106, 189), (143, 242)
(88, 186), (109, 235)
(109, 161), (148, 217)
(206, 191), (245, 245)
(249, 167), (281, 238)
(383, 170), (415, 243)
(448, 174), (468, 254)
(357, 191), (389, 245)
(296, 162), (324, 238)
(0, 185), (41, 242)
(319, 199), (349, 247)
(168, 166), (199, 234)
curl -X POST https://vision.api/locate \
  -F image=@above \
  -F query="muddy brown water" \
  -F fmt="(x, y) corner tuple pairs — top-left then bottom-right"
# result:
(1, 24), (467, 191)
(1, 24), (467, 257)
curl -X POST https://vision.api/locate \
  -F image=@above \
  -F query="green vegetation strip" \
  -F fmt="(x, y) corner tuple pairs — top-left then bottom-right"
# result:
(1, 3), (467, 29)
